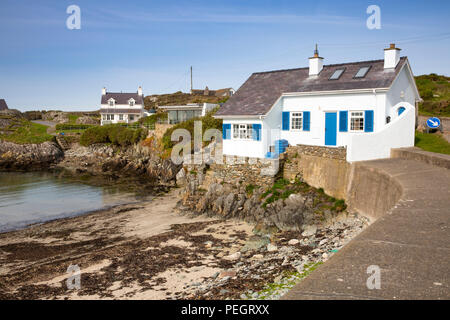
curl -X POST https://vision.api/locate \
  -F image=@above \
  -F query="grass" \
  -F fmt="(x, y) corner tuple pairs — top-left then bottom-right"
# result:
(0, 120), (53, 144)
(415, 74), (450, 117)
(415, 131), (450, 155)
(143, 91), (228, 110)
(260, 178), (347, 214)
(67, 114), (79, 124)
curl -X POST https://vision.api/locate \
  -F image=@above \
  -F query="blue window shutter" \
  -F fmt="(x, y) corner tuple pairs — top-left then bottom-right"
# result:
(339, 111), (348, 132)
(303, 111), (310, 131)
(252, 124), (261, 141)
(222, 123), (231, 139)
(282, 112), (290, 131)
(364, 110), (374, 132)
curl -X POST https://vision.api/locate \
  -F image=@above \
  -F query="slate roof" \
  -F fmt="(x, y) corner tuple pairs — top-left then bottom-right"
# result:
(101, 92), (144, 105)
(99, 108), (143, 114)
(215, 57), (408, 117)
(0, 99), (9, 111)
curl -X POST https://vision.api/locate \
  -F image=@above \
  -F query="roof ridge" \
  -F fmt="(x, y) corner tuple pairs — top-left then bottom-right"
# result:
(253, 57), (408, 75)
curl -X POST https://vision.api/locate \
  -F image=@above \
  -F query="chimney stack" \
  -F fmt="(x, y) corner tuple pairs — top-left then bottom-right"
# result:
(102, 87), (106, 95)
(384, 43), (401, 69)
(309, 44), (324, 76)
(138, 86), (143, 96)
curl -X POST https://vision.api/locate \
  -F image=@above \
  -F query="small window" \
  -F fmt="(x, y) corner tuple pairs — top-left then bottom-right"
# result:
(233, 124), (253, 140)
(129, 100), (135, 106)
(119, 114), (124, 121)
(108, 100), (115, 107)
(354, 66), (371, 78)
(350, 111), (364, 131)
(329, 68), (345, 80)
(129, 115), (134, 121)
(291, 112), (303, 130)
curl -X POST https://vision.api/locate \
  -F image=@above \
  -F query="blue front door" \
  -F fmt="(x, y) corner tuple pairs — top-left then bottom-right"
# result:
(325, 112), (337, 146)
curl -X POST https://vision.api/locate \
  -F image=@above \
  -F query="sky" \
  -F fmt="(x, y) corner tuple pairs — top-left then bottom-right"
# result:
(0, 0), (449, 111)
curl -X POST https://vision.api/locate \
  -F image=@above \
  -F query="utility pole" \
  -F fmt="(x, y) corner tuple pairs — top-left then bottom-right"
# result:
(190, 66), (193, 93)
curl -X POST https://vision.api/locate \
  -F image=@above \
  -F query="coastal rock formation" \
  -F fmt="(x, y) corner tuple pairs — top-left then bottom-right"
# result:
(181, 169), (349, 233)
(42, 111), (68, 123)
(57, 143), (181, 185)
(0, 140), (64, 170)
(76, 116), (99, 125)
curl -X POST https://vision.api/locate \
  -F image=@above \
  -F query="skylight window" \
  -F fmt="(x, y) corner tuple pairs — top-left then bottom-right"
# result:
(354, 66), (371, 78)
(329, 68), (345, 80)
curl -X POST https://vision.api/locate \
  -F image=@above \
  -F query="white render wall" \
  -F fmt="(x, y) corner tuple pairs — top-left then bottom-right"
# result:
(347, 102), (415, 162)
(386, 66), (417, 120)
(100, 104), (143, 125)
(222, 119), (265, 158)
(279, 91), (386, 148)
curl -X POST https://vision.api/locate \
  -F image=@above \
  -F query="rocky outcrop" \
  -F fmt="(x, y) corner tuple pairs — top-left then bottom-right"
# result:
(57, 143), (181, 185)
(181, 170), (349, 233)
(76, 116), (99, 125)
(0, 140), (64, 170)
(42, 111), (68, 124)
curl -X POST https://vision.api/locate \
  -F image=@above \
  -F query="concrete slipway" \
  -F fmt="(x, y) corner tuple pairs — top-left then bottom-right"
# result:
(283, 148), (450, 300)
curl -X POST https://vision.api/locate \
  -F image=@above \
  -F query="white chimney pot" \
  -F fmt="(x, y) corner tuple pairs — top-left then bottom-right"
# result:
(138, 86), (143, 96)
(384, 43), (401, 69)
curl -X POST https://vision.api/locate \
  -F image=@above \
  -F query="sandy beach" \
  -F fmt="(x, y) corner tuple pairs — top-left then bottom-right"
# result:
(0, 187), (367, 300)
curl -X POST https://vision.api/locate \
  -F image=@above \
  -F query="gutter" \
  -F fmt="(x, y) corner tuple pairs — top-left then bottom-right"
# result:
(215, 87), (391, 120)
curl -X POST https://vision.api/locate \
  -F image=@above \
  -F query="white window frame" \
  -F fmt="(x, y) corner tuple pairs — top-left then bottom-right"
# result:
(232, 124), (253, 140)
(108, 99), (115, 107)
(128, 99), (135, 107)
(290, 112), (303, 131)
(119, 114), (124, 121)
(349, 111), (364, 132)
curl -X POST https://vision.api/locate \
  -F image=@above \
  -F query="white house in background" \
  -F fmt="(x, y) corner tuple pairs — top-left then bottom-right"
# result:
(214, 44), (421, 162)
(100, 86), (145, 125)
(159, 103), (218, 124)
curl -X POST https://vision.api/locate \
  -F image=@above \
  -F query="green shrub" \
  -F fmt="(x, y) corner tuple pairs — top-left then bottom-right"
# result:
(55, 124), (94, 131)
(161, 108), (222, 150)
(139, 112), (168, 126)
(80, 125), (147, 147)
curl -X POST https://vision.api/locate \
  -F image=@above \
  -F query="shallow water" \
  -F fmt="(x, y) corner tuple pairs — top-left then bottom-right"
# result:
(0, 171), (153, 232)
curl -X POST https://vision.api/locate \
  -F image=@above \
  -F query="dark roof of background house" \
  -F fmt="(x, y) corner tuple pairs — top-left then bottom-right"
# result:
(99, 108), (143, 114)
(215, 57), (408, 116)
(0, 99), (9, 111)
(101, 92), (144, 105)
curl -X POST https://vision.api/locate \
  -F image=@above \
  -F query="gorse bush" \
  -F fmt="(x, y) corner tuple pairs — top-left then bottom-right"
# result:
(80, 125), (148, 147)
(161, 108), (222, 150)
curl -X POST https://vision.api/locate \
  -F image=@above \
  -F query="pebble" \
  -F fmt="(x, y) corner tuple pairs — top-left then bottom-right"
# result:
(267, 244), (278, 252)
(288, 239), (300, 245)
(224, 252), (241, 261)
(219, 270), (237, 278)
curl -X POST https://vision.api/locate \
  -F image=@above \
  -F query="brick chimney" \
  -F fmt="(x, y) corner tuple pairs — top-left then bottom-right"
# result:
(384, 43), (401, 69)
(309, 44), (324, 76)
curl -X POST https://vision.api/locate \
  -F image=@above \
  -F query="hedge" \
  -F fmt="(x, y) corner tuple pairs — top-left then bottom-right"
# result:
(79, 124), (148, 147)
(56, 123), (94, 131)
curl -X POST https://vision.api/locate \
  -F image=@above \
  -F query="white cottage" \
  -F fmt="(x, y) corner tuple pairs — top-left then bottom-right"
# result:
(100, 86), (145, 125)
(214, 44), (421, 162)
